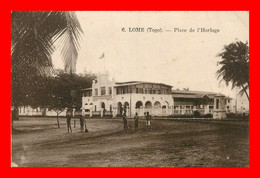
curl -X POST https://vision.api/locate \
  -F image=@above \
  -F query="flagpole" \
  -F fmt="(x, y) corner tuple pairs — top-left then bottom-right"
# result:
(104, 56), (106, 73)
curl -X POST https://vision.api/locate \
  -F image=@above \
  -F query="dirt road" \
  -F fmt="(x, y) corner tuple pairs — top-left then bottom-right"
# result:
(11, 117), (249, 167)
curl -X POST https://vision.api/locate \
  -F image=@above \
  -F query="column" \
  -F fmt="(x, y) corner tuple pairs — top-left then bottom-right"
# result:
(90, 107), (93, 117)
(126, 106), (129, 117)
(141, 106), (145, 117)
(113, 107), (117, 118)
(72, 108), (75, 116)
(205, 105), (209, 114)
(183, 106), (186, 115)
(101, 108), (104, 117)
(214, 98), (217, 110)
(82, 107), (85, 116)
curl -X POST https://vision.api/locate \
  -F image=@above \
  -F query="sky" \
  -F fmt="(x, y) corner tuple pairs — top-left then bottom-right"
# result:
(52, 11), (249, 99)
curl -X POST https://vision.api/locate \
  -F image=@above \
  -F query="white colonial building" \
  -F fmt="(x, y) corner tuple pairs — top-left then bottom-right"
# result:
(17, 73), (235, 119)
(82, 73), (173, 117)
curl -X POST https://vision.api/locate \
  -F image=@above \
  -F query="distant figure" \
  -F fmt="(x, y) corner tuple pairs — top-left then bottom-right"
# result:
(79, 115), (85, 132)
(123, 113), (128, 131)
(84, 115), (89, 132)
(146, 112), (152, 130)
(66, 114), (72, 133)
(134, 112), (139, 131)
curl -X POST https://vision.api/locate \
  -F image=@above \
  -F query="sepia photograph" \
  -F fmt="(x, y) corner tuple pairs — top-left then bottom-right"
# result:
(11, 11), (249, 167)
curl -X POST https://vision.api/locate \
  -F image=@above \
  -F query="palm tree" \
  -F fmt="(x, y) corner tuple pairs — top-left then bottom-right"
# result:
(11, 11), (83, 122)
(11, 11), (83, 74)
(216, 41), (249, 100)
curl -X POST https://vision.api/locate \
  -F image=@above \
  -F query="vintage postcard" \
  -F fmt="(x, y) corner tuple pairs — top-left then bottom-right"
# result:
(11, 11), (249, 167)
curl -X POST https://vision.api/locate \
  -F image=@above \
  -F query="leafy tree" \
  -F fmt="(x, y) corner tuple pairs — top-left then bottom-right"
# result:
(216, 41), (249, 100)
(45, 70), (96, 128)
(11, 11), (83, 122)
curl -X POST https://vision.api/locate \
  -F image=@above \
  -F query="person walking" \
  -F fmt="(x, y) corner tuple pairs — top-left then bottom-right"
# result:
(123, 112), (128, 131)
(66, 114), (72, 133)
(134, 112), (139, 131)
(79, 115), (85, 132)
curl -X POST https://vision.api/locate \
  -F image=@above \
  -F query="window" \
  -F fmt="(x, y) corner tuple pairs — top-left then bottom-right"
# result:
(216, 99), (219, 109)
(109, 87), (112, 95)
(95, 89), (98, 96)
(84, 91), (92, 97)
(101, 87), (106, 95)
(117, 88), (122, 95)
(158, 90), (161, 94)
(137, 88), (143, 94)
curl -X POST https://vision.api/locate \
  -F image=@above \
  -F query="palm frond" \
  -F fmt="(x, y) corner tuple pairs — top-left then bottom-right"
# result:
(238, 84), (249, 96)
(216, 41), (249, 92)
(11, 11), (54, 76)
(11, 11), (83, 76)
(52, 11), (83, 73)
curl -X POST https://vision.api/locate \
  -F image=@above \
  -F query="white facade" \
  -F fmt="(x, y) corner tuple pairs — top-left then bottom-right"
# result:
(17, 74), (234, 118)
(18, 106), (68, 117)
(82, 73), (174, 117)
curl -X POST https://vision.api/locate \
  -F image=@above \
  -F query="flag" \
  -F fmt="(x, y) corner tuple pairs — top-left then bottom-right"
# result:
(99, 52), (105, 59)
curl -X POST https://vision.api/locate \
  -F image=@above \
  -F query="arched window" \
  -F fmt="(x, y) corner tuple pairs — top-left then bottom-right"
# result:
(154, 101), (161, 108)
(135, 101), (143, 108)
(145, 101), (152, 108)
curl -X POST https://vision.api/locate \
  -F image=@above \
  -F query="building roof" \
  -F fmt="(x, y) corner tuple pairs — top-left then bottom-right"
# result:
(81, 88), (92, 91)
(115, 81), (172, 88)
(172, 90), (219, 99)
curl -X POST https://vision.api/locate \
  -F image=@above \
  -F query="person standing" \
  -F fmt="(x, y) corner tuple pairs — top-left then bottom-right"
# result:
(134, 112), (139, 131)
(146, 112), (152, 130)
(79, 115), (85, 132)
(123, 113), (128, 131)
(66, 114), (72, 133)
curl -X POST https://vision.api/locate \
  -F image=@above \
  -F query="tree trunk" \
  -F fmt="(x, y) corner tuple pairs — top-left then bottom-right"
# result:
(241, 85), (249, 101)
(11, 110), (14, 130)
(56, 113), (60, 128)
(11, 106), (19, 130)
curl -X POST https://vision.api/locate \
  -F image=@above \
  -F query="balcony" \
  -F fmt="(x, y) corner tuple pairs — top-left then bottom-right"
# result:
(93, 95), (112, 101)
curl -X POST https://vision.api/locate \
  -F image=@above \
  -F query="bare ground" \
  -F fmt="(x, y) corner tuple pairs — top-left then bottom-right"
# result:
(11, 117), (249, 167)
